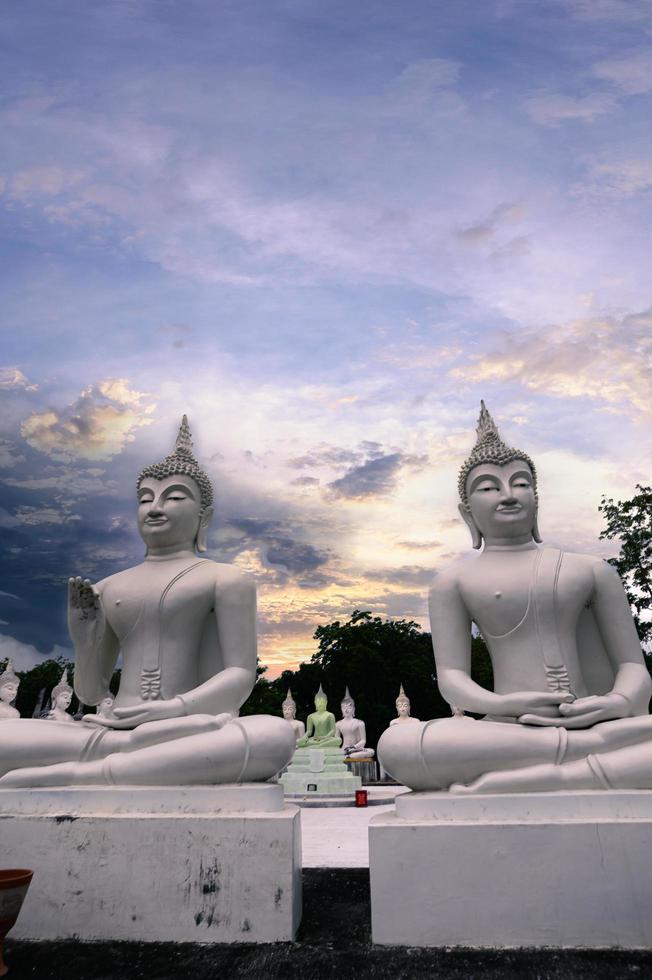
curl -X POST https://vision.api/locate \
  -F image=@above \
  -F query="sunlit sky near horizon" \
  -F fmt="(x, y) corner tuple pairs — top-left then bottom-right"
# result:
(1, 0), (651, 679)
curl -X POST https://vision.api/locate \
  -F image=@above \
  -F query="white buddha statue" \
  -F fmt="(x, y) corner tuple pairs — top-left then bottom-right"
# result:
(45, 675), (76, 723)
(0, 416), (294, 787)
(389, 684), (420, 726)
(336, 688), (374, 758)
(96, 693), (115, 719)
(0, 661), (20, 720)
(378, 402), (652, 794)
(281, 689), (305, 743)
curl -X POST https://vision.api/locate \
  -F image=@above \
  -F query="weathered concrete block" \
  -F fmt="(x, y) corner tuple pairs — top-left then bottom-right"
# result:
(369, 790), (652, 948)
(0, 784), (301, 943)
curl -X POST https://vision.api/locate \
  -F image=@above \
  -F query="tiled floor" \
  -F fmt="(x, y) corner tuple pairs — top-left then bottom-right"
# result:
(300, 787), (407, 867)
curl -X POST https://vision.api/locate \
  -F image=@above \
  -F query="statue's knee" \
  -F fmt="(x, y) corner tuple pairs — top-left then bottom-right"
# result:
(234, 715), (295, 779)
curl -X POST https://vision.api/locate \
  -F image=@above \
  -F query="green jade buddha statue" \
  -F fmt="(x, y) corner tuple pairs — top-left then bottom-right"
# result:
(296, 685), (342, 749)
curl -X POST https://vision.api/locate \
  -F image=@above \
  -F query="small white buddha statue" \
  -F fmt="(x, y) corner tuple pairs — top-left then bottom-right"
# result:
(281, 689), (305, 743)
(45, 675), (76, 724)
(389, 684), (420, 726)
(96, 692), (115, 719)
(336, 688), (374, 758)
(0, 661), (20, 720)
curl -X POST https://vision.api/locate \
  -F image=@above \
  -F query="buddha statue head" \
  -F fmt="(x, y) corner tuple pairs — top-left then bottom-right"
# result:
(282, 689), (297, 721)
(395, 683), (411, 718)
(457, 401), (541, 550)
(341, 687), (356, 719)
(314, 683), (328, 712)
(97, 693), (115, 718)
(51, 674), (73, 712)
(137, 415), (214, 555)
(0, 660), (19, 705)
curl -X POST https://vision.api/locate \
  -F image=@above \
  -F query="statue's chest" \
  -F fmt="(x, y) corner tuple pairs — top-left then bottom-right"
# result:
(102, 565), (214, 640)
(461, 557), (535, 637)
(462, 551), (592, 638)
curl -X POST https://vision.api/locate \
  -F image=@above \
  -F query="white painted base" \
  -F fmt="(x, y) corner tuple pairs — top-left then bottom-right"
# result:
(281, 746), (361, 796)
(369, 790), (652, 948)
(0, 784), (301, 943)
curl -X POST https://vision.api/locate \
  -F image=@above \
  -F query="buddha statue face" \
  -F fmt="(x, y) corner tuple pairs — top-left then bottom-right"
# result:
(314, 693), (328, 712)
(458, 402), (541, 549)
(55, 690), (73, 711)
(341, 700), (355, 719)
(137, 474), (212, 554)
(396, 696), (411, 718)
(98, 695), (115, 717)
(0, 681), (18, 705)
(464, 460), (537, 546)
(282, 701), (296, 721)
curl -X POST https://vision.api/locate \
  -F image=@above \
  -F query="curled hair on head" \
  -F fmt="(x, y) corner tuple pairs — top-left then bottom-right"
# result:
(457, 401), (537, 509)
(137, 415), (214, 513)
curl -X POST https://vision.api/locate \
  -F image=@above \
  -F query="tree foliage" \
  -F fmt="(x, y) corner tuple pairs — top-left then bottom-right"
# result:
(599, 484), (652, 646)
(242, 610), (492, 749)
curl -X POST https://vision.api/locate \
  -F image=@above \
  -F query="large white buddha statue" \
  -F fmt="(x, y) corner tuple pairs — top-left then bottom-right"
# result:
(0, 417), (294, 787)
(336, 688), (374, 759)
(378, 402), (652, 794)
(0, 661), (20, 721)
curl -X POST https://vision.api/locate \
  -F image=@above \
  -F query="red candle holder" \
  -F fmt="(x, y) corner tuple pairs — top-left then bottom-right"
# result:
(355, 789), (368, 807)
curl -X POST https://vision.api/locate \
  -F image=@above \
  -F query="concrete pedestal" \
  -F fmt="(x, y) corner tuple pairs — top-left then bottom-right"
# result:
(0, 784), (301, 943)
(369, 790), (652, 949)
(281, 746), (361, 796)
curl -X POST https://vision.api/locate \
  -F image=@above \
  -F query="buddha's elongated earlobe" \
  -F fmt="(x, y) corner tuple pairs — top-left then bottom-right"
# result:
(459, 503), (483, 550)
(195, 506), (214, 553)
(533, 509), (542, 544)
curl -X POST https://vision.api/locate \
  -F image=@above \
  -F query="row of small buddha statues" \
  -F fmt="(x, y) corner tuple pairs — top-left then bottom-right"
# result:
(0, 666), (115, 724)
(1, 404), (651, 794)
(280, 683), (420, 758)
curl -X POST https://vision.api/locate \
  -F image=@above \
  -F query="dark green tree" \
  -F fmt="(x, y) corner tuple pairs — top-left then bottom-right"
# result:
(599, 484), (652, 647)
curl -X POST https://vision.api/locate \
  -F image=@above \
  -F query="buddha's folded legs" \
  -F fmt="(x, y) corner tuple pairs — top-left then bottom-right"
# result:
(0, 715), (295, 787)
(378, 715), (652, 793)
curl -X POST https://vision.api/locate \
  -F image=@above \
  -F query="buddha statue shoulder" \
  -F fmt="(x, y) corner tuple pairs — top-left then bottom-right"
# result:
(296, 685), (341, 748)
(0, 417), (294, 787)
(281, 689), (305, 743)
(389, 684), (419, 726)
(0, 661), (20, 721)
(378, 402), (652, 794)
(336, 687), (374, 758)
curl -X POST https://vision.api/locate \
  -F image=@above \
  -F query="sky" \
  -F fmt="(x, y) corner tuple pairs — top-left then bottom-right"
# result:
(1, 0), (651, 678)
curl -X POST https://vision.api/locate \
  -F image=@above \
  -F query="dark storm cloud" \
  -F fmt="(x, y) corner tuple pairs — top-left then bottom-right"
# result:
(327, 452), (428, 500)
(364, 565), (434, 586)
(217, 517), (330, 576)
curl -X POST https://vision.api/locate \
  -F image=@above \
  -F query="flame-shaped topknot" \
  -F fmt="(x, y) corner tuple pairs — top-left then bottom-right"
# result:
(174, 414), (195, 458)
(457, 401), (537, 507)
(282, 688), (296, 709)
(137, 416), (214, 511)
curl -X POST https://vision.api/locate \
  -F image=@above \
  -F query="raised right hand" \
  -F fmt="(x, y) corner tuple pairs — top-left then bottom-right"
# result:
(498, 690), (574, 718)
(68, 576), (105, 649)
